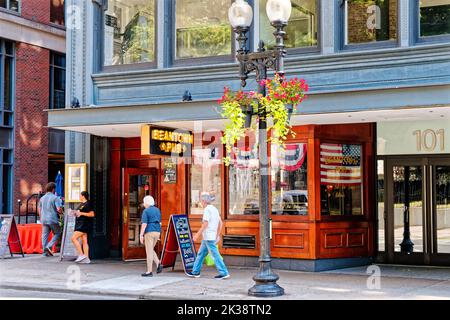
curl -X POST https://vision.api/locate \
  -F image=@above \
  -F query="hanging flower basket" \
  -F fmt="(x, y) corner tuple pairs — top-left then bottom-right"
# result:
(219, 74), (309, 165)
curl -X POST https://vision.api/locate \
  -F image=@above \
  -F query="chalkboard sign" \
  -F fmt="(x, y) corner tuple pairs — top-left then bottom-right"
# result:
(0, 215), (23, 258)
(161, 214), (196, 274)
(163, 158), (177, 184)
(60, 209), (78, 261)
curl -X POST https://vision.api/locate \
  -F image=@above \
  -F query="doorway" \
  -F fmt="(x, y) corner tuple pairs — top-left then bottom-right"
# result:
(377, 157), (450, 265)
(122, 168), (159, 260)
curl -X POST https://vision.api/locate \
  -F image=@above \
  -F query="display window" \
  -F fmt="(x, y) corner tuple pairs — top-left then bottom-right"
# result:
(320, 143), (363, 216)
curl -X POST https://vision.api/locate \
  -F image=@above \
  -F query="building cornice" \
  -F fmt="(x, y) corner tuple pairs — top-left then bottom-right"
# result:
(0, 10), (66, 52)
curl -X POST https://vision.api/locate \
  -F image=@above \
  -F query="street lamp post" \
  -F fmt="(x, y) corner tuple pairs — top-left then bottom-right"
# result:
(228, 0), (292, 298)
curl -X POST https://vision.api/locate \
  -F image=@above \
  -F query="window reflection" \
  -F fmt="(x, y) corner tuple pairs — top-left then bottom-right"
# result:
(420, 0), (450, 37)
(435, 165), (450, 254)
(271, 143), (308, 216)
(260, 0), (318, 49)
(104, 0), (155, 66)
(345, 0), (397, 45)
(176, 0), (232, 59)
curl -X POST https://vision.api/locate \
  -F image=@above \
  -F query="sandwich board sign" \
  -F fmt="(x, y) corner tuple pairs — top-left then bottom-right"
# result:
(0, 215), (24, 258)
(60, 209), (78, 261)
(160, 214), (196, 274)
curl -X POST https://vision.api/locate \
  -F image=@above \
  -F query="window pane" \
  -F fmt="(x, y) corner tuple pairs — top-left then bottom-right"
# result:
(377, 160), (385, 252)
(2, 165), (12, 214)
(176, 0), (232, 59)
(0, 0), (6, 9)
(260, 0), (318, 49)
(51, 0), (65, 25)
(345, 0), (397, 45)
(435, 165), (450, 254)
(320, 144), (363, 216)
(190, 145), (222, 214)
(0, 128), (12, 148)
(271, 143), (308, 216)
(420, 0), (450, 37)
(229, 144), (260, 215)
(4, 56), (12, 111)
(104, 0), (156, 66)
(9, 0), (19, 12)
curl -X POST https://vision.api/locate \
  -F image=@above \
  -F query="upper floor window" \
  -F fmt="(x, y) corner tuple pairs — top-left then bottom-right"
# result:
(0, 0), (19, 12)
(260, 0), (318, 50)
(50, 0), (65, 25)
(419, 0), (450, 37)
(104, 0), (156, 66)
(343, 0), (398, 46)
(50, 52), (66, 109)
(175, 0), (233, 60)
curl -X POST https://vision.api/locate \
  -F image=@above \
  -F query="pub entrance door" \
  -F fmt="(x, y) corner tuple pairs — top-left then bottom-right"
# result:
(122, 168), (159, 261)
(377, 157), (450, 265)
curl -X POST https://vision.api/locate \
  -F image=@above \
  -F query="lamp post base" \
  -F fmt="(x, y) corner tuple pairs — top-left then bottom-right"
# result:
(248, 268), (285, 297)
(248, 283), (285, 298)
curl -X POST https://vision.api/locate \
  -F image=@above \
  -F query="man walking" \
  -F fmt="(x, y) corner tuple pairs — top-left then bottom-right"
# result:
(187, 192), (230, 279)
(38, 182), (63, 257)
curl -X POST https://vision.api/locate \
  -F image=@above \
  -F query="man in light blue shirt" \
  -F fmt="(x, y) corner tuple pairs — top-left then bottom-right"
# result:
(38, 182), (63, 256)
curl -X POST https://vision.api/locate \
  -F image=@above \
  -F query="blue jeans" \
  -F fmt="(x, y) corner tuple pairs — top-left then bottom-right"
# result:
(42, 223), (61, 253)
(192, 240), (229, 276)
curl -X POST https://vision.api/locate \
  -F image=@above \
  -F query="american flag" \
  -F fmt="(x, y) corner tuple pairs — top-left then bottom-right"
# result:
(320, 143), (361, 186)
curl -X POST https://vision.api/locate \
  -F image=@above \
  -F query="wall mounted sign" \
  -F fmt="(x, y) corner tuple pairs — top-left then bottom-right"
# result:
(141, 125), (193, 157)
(65, 163), (87, 203)
(163, 158), (177, 184)
(377, 120), (450, 155)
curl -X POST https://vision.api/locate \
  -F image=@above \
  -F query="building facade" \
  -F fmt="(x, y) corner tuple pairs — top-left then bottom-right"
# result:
(48, 0), (450, 269)
(0, 0), (66, 217)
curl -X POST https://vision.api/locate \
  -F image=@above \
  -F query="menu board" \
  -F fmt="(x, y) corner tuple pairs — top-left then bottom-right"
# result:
(160, 214), (196, 274)
(163, 157), (177, 184)
(0, 215), (23, 258)
(60, 209), (78, 261)
(65, 163), (87, 203)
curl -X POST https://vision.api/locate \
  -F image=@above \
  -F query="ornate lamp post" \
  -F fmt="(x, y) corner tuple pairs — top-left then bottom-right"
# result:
(228, 0), (292, 298)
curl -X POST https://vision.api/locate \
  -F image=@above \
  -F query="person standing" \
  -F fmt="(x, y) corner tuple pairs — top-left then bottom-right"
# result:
(188, 192), (230, 279)
(140, 195), (163, 277)
(71, 191), (95, 264)
(38, 182), (63, 257)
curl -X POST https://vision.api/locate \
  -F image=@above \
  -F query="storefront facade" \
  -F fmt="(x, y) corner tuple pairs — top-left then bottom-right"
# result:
(48, 0), (450, 269)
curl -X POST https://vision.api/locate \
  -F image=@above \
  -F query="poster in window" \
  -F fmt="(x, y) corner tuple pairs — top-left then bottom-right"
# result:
(65, 163), (87, 203)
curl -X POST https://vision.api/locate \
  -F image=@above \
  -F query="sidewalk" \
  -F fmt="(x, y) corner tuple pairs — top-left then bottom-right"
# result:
(1, 255), (450, 300)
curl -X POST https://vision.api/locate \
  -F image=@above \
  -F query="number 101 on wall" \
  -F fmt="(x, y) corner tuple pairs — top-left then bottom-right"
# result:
(413, 129), (445, 152)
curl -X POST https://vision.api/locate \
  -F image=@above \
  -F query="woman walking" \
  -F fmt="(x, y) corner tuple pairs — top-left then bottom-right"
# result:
(72, 191), (95, 264)
(140, 195), (163, 277)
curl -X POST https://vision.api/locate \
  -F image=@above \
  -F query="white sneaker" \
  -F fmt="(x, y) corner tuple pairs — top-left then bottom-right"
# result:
(79, 258), (91, 264)
(75, 255), (87, 263)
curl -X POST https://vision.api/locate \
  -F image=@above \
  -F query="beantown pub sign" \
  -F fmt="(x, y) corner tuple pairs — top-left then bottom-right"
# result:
(141, 125), (193, 157)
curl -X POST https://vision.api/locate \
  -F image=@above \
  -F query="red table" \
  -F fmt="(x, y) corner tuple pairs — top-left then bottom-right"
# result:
(17, 224), (58, 254)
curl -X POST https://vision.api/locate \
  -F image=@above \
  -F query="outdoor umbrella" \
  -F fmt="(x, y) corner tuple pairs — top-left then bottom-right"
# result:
(55, 171), (63, 198)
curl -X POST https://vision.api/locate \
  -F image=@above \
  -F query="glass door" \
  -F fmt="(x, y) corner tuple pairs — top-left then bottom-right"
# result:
(381, 157), (450, 266)
(429, 158), (450, 265)
(122, 168), (159, 261)
(385, 159), (426, 265)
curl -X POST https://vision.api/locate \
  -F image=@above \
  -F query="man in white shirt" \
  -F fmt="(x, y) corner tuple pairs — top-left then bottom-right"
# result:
(187, 192), (230, 279)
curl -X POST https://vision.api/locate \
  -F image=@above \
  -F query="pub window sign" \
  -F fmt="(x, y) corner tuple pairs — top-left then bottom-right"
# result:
(141, 125), (193, 157)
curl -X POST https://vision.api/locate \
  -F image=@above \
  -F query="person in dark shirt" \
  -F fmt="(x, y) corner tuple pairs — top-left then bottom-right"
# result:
(71, 191), (95, 264)
(140, 195), (163, 277)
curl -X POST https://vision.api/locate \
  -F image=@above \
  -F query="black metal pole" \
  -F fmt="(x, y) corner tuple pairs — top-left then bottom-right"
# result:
(248, 42), (284, 298)
(400, 166), (414, 253)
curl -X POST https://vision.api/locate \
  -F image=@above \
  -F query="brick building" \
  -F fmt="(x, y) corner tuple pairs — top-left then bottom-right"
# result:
(0, 0), (66, 216)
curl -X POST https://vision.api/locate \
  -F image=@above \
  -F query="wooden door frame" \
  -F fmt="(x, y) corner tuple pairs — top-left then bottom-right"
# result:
(122, 167), (159, 261)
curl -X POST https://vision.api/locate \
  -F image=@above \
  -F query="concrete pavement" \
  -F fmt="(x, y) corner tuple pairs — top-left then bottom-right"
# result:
(1, 255), (450, 300)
